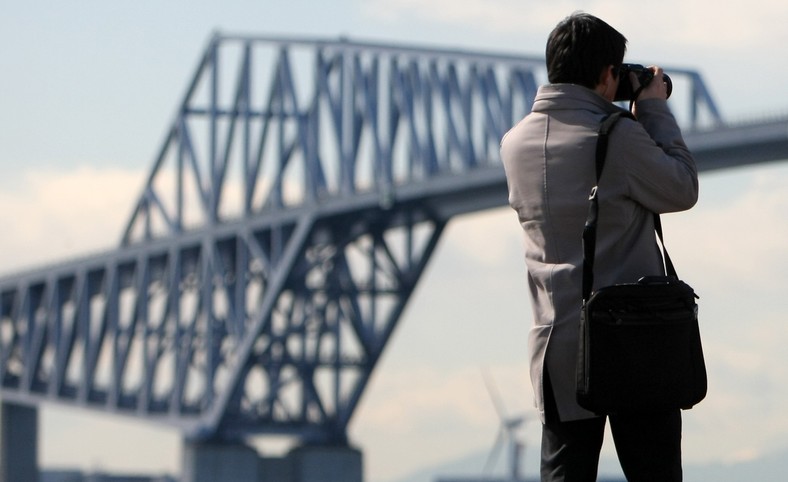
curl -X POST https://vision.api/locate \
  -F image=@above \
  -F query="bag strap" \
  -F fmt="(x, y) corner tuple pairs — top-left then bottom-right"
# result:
(582, 111), (678, 303)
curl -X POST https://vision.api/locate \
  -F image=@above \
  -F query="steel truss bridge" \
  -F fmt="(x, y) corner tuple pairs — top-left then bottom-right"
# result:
(1, 34), (787, 447)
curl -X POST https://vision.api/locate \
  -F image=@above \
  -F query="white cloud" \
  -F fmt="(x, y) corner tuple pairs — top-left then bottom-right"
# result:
(0, 166), (144, 275)
(41, 405), (180, 474)
(362, 0), (574, 37)
(443, 208), (524, 269)
(362, 0), (788, 57)
(353, 362), (535, 480)
(664, 164), (788, 291)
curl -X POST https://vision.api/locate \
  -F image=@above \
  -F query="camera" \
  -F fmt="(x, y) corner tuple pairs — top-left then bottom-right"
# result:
(614, 63), (673, 102)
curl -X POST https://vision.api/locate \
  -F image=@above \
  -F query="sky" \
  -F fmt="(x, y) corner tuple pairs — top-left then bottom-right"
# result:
(2, 1), (788, 481)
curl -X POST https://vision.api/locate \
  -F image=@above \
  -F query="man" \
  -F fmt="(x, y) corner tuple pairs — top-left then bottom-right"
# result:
(500, 13), (698, 481)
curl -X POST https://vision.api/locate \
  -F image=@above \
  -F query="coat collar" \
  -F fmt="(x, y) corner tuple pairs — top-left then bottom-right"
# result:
(532, 84), (624, 116)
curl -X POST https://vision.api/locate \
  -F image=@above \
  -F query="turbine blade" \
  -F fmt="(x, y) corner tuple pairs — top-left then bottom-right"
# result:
(481, 366), (508, 421)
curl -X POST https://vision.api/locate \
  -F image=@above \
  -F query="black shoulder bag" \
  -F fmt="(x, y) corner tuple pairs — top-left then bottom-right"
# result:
(575, 111), (707, 414)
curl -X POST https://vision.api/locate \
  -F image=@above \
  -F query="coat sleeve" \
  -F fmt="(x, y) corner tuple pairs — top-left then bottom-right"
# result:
(609, 99), (699, 214)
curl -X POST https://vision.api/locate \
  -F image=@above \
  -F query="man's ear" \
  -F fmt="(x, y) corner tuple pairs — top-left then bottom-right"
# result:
(598, 65), (616, 88)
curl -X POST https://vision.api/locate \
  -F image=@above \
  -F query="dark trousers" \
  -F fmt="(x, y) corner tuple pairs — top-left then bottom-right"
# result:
(540, 373), (682, 482)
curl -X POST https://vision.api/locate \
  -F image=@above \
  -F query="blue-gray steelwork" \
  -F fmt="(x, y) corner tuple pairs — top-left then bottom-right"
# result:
(0, 34), (784, 445)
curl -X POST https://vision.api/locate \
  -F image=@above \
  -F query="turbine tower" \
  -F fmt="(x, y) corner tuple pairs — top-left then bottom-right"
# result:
(482, 368), (528, 482)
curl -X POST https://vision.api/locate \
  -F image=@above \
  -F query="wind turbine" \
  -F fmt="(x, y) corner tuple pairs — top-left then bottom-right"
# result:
(481, 368), (528, 482)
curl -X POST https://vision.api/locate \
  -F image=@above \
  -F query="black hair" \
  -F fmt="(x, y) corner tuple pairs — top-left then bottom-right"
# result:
(545, 13), (627, 89)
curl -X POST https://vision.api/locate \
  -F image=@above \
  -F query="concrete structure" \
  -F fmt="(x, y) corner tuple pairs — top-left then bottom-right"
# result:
(287, 445), (363, 482)
(182, 440), (362, 482)
(0, 402), (38, 482)
(182, 441), (261, 482)
(41, 471), (175, 482)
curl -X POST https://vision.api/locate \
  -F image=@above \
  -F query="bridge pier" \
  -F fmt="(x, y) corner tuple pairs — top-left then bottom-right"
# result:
(181, 440), (261, 481)
(285, 445), (363, 482)
(0, 401), (38, 482)
(181, 439), (363, 482)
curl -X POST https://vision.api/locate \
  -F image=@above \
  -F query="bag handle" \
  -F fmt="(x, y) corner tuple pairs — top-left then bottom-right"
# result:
(582, 111), (678, 303)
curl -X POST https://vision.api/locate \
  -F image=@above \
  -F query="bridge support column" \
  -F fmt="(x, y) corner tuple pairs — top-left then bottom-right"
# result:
(285, 445), (363, 482)
(0, 401), (38, 482)
(181, 439), (363, 482)
(181, 439), (261, 482)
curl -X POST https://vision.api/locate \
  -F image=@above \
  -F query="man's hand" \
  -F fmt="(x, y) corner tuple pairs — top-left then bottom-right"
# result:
(632, 66), (668, 101)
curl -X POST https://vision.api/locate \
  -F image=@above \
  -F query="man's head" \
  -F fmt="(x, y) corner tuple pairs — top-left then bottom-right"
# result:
(545, 13), (627, 90)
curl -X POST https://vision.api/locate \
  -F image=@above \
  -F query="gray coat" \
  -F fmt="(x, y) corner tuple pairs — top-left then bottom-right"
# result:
(500, 84), (698, 422)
